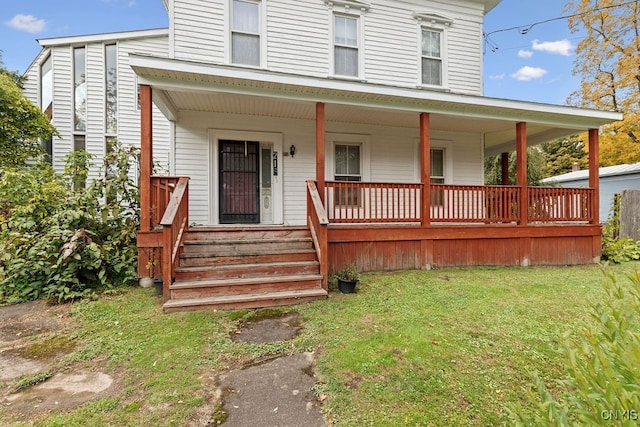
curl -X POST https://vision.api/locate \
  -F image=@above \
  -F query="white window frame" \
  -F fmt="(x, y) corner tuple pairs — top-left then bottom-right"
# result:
(227, 0), (267, 68)
(413, 12), (452, 89)
(326, 133), (371, 181)
(325, 0), (369, 80)
(413, 139), (453, 183)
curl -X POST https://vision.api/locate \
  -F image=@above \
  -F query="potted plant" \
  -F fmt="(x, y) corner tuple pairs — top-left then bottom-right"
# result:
(333, 263), (360, 293)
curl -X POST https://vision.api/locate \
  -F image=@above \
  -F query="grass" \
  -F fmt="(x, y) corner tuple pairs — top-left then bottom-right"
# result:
(6, 262), (640, 426)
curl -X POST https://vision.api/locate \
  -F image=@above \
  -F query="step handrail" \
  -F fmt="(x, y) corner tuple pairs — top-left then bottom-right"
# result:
(306, 180), (329, 290)
(159, 177), (190, 301)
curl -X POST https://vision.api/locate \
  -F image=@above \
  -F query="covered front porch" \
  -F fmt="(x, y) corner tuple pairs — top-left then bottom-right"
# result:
(131, 55), (620, 308)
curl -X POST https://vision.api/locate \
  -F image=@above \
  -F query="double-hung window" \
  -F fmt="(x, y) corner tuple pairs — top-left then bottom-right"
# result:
(421, 29), (442, 86)
(334, 15), (359, 77)
(414, 12), (452, 88)
(231, 0), (261, 66)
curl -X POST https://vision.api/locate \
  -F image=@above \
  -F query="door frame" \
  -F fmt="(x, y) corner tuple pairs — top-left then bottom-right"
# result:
(209, 129), (284, 225)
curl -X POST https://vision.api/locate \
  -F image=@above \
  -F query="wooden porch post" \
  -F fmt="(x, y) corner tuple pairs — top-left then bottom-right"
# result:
(588, 128), (600, 224)
(140, 84), (153, 232)
(420, 112), (431, 227)
(501, 152), (510, 185)
(516, 122), (528, 226)
(316, 102), (326, 204)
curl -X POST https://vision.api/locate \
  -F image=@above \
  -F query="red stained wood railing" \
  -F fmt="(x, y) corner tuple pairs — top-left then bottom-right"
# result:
(307, 180), (329, 290)
(323, 182), (592, 224)
(325, 181), (423, 223)
(156, 176), (190, 301)
(430, 184), (520, 223)
(528, 186), (593, 222)
(150, 176), (182, 228)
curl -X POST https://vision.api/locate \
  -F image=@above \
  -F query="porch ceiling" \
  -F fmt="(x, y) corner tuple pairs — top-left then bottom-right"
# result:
(131, 54), (622, 156)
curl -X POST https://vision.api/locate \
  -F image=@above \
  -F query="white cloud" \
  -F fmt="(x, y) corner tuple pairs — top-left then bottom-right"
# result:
(489, 73), (506, 80)
(518, 50), (533, 58)
(532, 39), (574, 56)
(510, 66), (548, 81)
(4, 14), (46, 33)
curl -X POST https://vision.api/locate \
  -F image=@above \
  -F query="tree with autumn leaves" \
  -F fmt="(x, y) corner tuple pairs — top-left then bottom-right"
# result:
(565, 0), (640, 166)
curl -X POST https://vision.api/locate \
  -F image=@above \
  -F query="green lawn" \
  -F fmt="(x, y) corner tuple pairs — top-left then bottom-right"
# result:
(9, 263), (640, 426)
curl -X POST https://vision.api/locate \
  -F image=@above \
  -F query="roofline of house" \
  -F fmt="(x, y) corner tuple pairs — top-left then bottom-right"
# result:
(543, 163), (640, 183)
(38, 28), (169, 47)
(130, 53), (623, 129)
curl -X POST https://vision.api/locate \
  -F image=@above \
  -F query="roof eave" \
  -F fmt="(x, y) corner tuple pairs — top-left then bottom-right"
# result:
(129, 54), (623, 129)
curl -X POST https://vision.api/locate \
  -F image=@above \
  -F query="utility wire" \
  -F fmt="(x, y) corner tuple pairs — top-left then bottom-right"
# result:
(484, 0), (639, 53)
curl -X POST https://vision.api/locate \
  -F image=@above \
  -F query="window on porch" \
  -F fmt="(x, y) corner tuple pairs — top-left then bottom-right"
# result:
(335, 143), (361, 206)
(431, 148), (445, 205)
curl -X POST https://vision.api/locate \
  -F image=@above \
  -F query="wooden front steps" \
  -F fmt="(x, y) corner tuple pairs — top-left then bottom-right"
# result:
(163, 226), (328, 312)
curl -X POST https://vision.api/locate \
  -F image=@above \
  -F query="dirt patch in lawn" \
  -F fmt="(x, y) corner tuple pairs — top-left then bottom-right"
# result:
(0, 300), (123, 423)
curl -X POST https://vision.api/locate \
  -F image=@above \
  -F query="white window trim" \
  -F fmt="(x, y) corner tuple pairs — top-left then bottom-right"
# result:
(414, 12), (452, 90)
(413, 139), (453, 183)
(326, 4), (367, 81)
(225, 0), (268, 69)
(326, 133), (371, 181)
(209, 129), (283, 225)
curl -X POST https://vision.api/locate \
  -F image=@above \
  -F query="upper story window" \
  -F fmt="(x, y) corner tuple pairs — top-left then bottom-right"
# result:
(421, 29), (442, 86)
(413, 12), (453, 88)
(73, 47), (87, 131)
(334, 15), (359, 77)
(324, 0), (369, 79)
(231, 0), (261, 66)
(105, 44), (117, 135)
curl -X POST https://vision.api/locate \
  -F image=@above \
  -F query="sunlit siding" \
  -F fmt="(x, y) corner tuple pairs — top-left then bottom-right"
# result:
(266, 0), (328, 77)
(50, 48), (73, 171)
(85, 44), (106, 177)
(173, 0), (226, 63)
(363, 0), (484, 94)
(117, 36), (171, 173)
(22, 50), (44, 102)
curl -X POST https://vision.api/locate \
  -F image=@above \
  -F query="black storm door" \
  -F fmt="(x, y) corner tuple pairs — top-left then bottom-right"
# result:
(219, 140), (260, 223)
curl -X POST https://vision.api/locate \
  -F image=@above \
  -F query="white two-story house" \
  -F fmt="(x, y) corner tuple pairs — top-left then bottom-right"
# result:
(25, 0), (621, 311)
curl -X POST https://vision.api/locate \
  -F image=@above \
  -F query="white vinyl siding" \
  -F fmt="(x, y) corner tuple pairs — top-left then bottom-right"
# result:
(168, 0), (484, 94)
(173, 0), (226, 63)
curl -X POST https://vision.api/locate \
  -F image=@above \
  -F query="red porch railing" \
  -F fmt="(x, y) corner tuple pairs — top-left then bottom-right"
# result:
(528, 186), (594, 222)
(325, 180), (422, 223)
(321, 181), (593, 224)
(431, 184), (520, 223)
(149, 176), (190, 300)
(151, 176), (182, 228)
(306, 181), (329, 290)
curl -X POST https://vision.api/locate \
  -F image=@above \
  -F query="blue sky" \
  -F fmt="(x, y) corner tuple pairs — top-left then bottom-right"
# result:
(1, 0), (581, 106)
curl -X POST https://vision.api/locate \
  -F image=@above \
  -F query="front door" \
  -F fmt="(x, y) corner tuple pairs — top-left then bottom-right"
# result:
(219, 140), (260, 224)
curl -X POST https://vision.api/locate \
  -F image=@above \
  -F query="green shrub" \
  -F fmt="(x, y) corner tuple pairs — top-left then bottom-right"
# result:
(510, 267), (640, 425)
(600, 198), (640, 263)
(0, 142), (140, 303)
